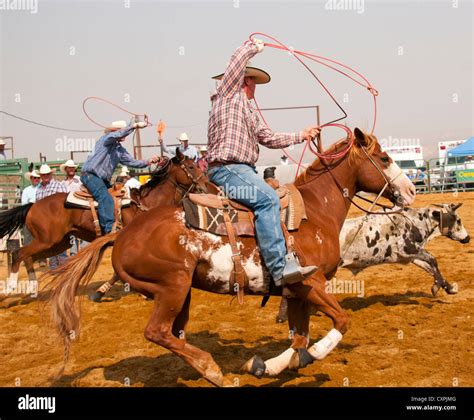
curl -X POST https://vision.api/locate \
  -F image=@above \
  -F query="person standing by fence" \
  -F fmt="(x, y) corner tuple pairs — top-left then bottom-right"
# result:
(21, 169), (40, 248)
(36, 164), (67, 269)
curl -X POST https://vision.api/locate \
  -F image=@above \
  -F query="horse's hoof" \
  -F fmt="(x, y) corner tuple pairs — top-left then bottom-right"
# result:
(241, 355), (266, 378)
(431, 284), (440, 297)
(203, 371), (233, 387)
(289, 348), (314, 370)
(275, 315), (287, 323)
(88, 291), (104, 302)
(446, 282), (458, 294)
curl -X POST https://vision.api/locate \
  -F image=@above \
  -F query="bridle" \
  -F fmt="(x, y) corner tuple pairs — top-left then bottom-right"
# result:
(169, 161), (205, 205)
(131, 158), (205, 210)
(309, 139), (406, 216)
(353, 146), (406, 215)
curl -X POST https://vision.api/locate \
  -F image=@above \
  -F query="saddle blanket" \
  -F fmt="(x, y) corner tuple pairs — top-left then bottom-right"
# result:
(183, 184), (306, 237)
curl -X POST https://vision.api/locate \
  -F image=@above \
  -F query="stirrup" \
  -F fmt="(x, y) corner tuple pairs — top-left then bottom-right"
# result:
(275, 253), (317, 287)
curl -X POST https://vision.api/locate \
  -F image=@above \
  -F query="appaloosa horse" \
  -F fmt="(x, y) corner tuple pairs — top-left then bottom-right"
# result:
(46, 128), (416, 386)
(0, 150), (207, 293)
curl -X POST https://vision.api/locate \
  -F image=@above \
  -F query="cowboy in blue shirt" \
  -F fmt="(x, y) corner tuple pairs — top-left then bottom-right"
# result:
(81, 120), (159, 234)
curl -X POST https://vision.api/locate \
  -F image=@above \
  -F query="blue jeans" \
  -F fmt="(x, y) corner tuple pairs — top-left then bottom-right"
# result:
(49, 254), (66, 270)
(208, 164), (287, 280)
(80, 173), (114, 234)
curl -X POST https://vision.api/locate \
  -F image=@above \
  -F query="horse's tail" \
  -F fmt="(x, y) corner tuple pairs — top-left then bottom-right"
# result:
(0, 203), (33, 238)
(44, 232), (118, 360)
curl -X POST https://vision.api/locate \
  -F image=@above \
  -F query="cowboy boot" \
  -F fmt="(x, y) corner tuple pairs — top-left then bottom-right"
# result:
(274, 253), (318, 287)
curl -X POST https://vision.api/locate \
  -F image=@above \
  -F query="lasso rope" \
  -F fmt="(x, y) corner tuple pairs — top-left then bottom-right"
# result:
(248, 33), (378, 175)
(82, 96), (151, 129)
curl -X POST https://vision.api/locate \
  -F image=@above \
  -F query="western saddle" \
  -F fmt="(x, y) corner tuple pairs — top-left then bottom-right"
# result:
(69, 184), (128, 236)
(183, 182), (307, 304)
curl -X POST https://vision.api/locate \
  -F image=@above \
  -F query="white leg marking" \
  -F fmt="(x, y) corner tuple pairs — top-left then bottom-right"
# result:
(7, 272), (19, 294)
(264, 348), (296, 376)
(308, 328), (342, 360)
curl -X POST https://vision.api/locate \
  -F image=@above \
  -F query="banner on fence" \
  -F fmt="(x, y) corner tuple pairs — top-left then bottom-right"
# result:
(456, 169), (474, 183)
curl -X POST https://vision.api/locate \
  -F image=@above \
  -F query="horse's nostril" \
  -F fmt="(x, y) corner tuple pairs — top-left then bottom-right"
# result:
(460, 235), (470, 244)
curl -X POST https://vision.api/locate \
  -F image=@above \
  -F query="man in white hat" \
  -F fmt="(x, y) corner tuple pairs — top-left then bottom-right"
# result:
(0, 139), (6, 160)
(36, 164), (67, 201)
(35, 164), (68, 268)
(207, 38), (321, 287)
(61, 159), (82, 194)
(80, 120), (159, 235)
(197, 145), (208, 173)
(119, 166), (142, 198)
(159, 132), (199, 161)
(21, 169), (40, 205)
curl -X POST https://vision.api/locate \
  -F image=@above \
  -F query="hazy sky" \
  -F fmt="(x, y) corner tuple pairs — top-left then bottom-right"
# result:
(0, 0), (472, 165)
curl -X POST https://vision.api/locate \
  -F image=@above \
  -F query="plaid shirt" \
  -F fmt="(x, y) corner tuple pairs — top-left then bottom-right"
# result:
(207, 42), (304, 166)
(36, 179), (67, 201)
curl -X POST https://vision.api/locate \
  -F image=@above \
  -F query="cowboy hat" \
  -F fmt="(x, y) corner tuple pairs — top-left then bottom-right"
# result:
(199, 145), (208, 152)
(177, 133), (191, 142)
(106, 120), (128, 131)
(0, 139), (5, 146)
(212, 66), (271, 85)
(60, 159), (78, 172)
(119, 166), (130, 177)
(24, 169), (40, 180)
(39, 164), (54, 175)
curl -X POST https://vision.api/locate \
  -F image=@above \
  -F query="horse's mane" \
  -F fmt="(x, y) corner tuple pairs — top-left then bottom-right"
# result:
(295, 131), (379, 185)
(138, 155), (191, 195)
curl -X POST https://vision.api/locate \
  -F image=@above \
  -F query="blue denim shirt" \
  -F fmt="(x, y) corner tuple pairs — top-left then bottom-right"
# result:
(81, 125), (148, 182)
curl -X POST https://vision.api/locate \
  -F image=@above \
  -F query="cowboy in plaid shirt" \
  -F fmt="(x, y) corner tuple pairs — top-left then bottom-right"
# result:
(207, 38), (320, 287)
(36, 164), (67, 201)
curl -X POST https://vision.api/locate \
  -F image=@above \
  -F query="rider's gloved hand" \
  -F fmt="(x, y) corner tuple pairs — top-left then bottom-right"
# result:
(133, 121), (147, 129)
(147, 155), (160, 165)
(251, 38), (265, 53)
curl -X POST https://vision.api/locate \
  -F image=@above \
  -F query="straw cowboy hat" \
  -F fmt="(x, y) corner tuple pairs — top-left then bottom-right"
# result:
(38, 164), (54, 175)
(177, 133), (191, 142)
(199, 145), (208, 153)
(106, 120), (128, 131)
(60, 159), (78, 173)
(212, 66), (271, 85)
(0, 139), (5, 146)
(24, 169), (40, 180)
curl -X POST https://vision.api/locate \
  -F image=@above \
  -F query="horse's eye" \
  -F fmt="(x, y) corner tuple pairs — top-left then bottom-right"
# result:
(380, 156), (390, 163)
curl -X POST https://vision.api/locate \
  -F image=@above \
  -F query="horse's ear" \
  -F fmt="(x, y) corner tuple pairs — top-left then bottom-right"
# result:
(451, 202), (463, 211)
(354, 127), (367, 147)
(176, 147), (185, 162)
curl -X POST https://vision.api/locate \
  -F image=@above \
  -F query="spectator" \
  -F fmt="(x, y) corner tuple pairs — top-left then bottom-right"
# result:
(60, 159), (82, 193)
(263, 166), (279, 189)
(159, 132), (198, 161)
(0, 139), (6, 160)
(21, 170), (40, 249)
(60, 160), (84, 257)
(416, 169), (425, 181)
(21, 169), (40, 205)
(197, 146), (209, 173)
(36, 164), (67, 268)
(120, 166), (142, 197)
(36, 164), (67, 201)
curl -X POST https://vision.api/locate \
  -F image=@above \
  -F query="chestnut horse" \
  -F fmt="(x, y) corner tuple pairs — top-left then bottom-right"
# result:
(46, 129), (416, 386)
(0, 150), (207, 292)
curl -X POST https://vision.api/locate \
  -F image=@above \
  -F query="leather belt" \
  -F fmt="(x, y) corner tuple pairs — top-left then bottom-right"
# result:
(208, 161), (252, 168)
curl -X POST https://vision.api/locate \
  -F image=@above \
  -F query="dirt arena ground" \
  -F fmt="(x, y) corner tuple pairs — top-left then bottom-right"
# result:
(1, 192), (473, 387)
